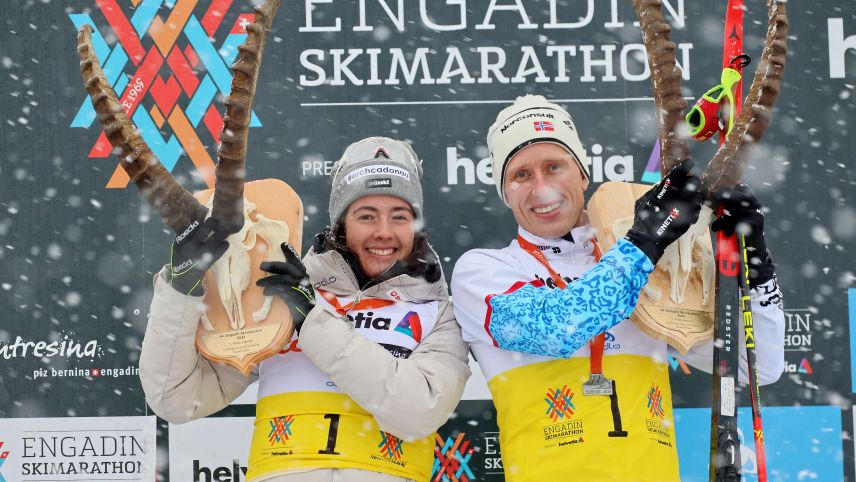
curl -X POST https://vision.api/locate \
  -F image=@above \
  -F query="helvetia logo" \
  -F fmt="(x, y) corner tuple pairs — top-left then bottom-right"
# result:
(394, 311), (422, 342)
(349, 311), (423, 340)
(193, 459), (247, 482)
(785, 358), (813, 374)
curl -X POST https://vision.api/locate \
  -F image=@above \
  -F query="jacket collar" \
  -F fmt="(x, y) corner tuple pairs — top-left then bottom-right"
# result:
(516, 221), (597, 261)
(303, 245), (448, 304)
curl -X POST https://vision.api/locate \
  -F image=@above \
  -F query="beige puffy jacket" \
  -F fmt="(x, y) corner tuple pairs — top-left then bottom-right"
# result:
(139, 243), (471, 440)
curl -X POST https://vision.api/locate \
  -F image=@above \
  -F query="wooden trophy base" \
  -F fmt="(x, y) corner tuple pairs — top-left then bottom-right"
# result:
(193, 178), (303, 376)
(588, 181), (714, 354)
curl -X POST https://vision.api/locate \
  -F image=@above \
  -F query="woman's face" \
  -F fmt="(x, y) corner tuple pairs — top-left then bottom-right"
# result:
(343, 195), (415, 278)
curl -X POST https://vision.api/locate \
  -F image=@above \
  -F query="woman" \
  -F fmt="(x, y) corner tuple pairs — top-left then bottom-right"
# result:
(139, 137), (471, 482)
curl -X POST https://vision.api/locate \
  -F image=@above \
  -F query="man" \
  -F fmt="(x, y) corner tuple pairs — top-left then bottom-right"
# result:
(450, 95), (784, 481)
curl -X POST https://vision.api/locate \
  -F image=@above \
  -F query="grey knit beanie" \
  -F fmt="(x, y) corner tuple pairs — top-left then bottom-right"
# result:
(329, 137), (424, 225)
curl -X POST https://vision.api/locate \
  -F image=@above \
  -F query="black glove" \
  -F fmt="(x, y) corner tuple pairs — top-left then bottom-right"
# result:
(625, 159), (703, 264)
(256, 243), (315, 334)
(169, 216), (230, 296)
(711, 184), (775, 287)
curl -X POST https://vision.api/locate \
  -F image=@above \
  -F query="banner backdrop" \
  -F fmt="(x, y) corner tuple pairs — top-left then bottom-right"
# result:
(1, 1), (855, 481)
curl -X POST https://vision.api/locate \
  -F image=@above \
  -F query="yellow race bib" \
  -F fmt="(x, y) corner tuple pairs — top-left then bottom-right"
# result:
(489, 354), (680, 482)
(247, 392), (433, 481)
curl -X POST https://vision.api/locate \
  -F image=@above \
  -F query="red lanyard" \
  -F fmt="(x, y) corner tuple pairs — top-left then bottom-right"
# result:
(317, 289), (395, 316)
(516, 235), (607, 375)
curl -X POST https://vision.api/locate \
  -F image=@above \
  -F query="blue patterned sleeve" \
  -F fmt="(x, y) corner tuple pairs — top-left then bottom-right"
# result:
(487, 239), (655, 358)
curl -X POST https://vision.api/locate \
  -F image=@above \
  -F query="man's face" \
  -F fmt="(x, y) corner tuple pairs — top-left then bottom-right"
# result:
(502, 143), (590, 239)
(343, 195), (415, 278)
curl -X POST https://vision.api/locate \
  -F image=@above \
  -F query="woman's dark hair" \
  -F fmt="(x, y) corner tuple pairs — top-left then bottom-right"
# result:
(315, 224), (441, 285)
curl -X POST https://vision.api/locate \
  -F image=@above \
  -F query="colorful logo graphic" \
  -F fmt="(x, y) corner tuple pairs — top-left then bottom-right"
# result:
(268, 415), (294, 445)
(534, 120), (554, 132)
(0, 441), (9, 482)
(647, 384), (666, 419)
(545, 385), (575, 422)
(69, 0), (262, 189)
(432, 433), (475, 482)
(798, 358), (813, 374)
(641, 141), (662, 184)
(378, 431), (404, 460)
(667, 354), (692, 374)
(394, 311), (422, 342)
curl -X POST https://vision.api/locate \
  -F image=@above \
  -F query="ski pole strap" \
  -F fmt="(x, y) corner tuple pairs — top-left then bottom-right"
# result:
(516, 235), (608, 378)
(729, 54), (751, 69)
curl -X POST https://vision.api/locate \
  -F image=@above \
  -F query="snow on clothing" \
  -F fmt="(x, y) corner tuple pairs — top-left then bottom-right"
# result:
(451, 224), (785, 482)
(140, 240), (470, 482)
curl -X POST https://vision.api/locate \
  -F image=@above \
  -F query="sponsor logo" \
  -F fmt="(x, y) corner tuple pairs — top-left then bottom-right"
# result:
(536, 244), (561, 254)
(171, 259), (195, 273)
(33, 365), (140, 380)
(645, 384), (672, 442)
(829, 18), (856, 79)
(656, 179), (672, 199)
(533, 120), (554, 132)
(348, 311), (392, 330)
(313, 276), (336, 289)
(268, 416), (295, 445)
(433, 433), (475, 481)
(175, 220), (199, 243)
(394, 311), (422, 342)
(500, 112), (555, 133)
(784, 358), (813, 374)
(366, 178), (392, 188)
(344, 165), (410, 184)
(446, 144), (634, 186)
(656, 208), (680, 236)
(348, 311), (422, 340)
(647, 384), (666, 419)
(604, 331), (621, 351)
(1, 335), (102, 360)
(193, 459), (247, 482)
(69, 3), (260, 190)
(377, 431), (404, 461)
(544, 385), (575, 422)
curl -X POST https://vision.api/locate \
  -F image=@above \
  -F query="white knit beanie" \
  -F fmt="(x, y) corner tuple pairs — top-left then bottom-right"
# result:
(486, 95), (590, 203)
